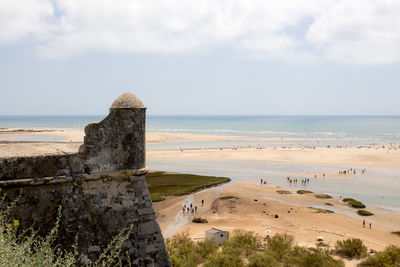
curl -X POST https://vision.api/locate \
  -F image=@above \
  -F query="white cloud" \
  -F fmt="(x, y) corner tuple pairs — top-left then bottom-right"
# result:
(1, 0), (400, 64)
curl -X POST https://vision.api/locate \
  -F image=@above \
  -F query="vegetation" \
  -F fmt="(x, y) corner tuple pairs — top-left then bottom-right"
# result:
(359, 245), (400, 266)
(219, 196), (240, 200)
(334, 238), (368, 259)
(325, 203), (334, 206)
(357, 210), (374, 216)
(314, 194), (333, 199)
(308, 207), (334, 214)
(392, 231), (400, 237)
(0, 201), (133, 266)
(146, 171), (230, 202)
(276, 190), (291, 194)
(297, 190), (313, 194)
(166, 230), (345, 267)
(342, 198), (355, 203)
(343, 198), (366, 208)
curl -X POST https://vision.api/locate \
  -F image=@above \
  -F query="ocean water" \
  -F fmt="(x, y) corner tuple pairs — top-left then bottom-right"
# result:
(1, 115), (400, 211)
(1, 115), (400, 146)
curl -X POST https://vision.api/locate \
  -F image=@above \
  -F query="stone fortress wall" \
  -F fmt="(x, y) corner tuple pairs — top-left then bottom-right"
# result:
(0, 93), (171, 266)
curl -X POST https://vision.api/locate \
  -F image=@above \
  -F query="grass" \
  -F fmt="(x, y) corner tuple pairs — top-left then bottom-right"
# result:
(219, 196), (239, 200)
(325, 203), (334, 206)
(392, 231), (400, 237)
(343, 198), (366, 209)
(308, 207), (335, 214)
(276, 190), (292, 194)
(357, 210), (374, 216)
(314, 194), (332, 199)
(146, 171), (231, 202)
(297, 190), (313, 194)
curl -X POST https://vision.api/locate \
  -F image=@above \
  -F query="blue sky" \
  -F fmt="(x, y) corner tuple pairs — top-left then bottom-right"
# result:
(1, 0), (400, 115)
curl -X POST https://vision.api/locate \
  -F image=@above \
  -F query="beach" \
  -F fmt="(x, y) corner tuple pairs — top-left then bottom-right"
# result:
(1, 128), (400, 260)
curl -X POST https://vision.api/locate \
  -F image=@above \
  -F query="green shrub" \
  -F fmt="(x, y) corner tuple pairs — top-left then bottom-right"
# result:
(248, 252), (278, 267)
(392, 231), (400, 237)
(0, 202), (131, 267)
(266, 233), (294, 261)
(314, 194), (332, 199)
(219, 196), (239, 200)
(308, 207), (334, 214)
(194, 240), (218, 259)
(204, 249), (244, 267)
(297, 190), (313, 194)
(334, 238), (367, 259)
(285, 246), (344, 267)
(276, 190), (291, 194)
(348, 200), (366, 209)
(357, 210), (374, 216)
(225, 229), (262, 257)
(166, 233), (201, 267)
(342, 198), (355, 203)
(359, 245), (400, 266)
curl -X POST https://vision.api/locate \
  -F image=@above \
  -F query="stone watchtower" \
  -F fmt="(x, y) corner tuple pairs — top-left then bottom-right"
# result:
(0, 93), (171, 266)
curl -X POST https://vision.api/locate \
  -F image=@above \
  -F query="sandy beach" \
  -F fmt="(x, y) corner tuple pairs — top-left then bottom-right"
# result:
(153, 182), (400, 252)
(1, 130), (399, 171)
(1, 128), (400, 260)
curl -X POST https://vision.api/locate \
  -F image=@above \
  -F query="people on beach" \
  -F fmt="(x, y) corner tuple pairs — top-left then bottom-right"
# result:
(202, 199), (204, 206)
(369, 222), (372, 229)
(363, 219), (366, 228)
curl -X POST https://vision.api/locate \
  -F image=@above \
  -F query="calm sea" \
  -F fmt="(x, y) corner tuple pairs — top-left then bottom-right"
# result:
(1, 115), (400, 145)
(1, 115), (400, 210)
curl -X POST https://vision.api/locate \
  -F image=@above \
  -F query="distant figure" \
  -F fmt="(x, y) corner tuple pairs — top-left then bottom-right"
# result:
(261, 179), (263, 184)
(363, 219), (366, 228)
(323, 173), (325, 178)
(369, 222), (372, 229)
(190, 203), (192, 208)
(201, 199), (204, 206)
(195, 206), (197, 213)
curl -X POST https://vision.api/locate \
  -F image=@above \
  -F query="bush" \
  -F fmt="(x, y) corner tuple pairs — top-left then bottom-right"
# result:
(248, 252), (278, 267)
(225, 230), (262, 257)
(357, 210), (374, 216)
(342, 198), (355, 203)
(334, 238), (367, 259)
(285, 246), (344, 267)
(359, 245), (400, 267)
(392, 231), (400, 237)
(314, 194), (332, 199)
(348, 200), (366, 209)
(266, 233), (294, 261)
(166, 233), (201, 267)
(204, 248), (244, 267)
(0, 202), (131, 267)
(276, 190), (291, 194)
(219, 196), (239, 200)
(297, 190), (313, 194)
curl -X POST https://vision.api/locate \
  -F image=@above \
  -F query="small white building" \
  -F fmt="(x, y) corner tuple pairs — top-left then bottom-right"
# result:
(205, 228), (229, 245)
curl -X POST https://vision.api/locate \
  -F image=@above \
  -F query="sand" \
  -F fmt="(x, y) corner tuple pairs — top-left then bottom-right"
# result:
(154, 182), (400, 253)
(2, 129), (400, 258)
(2, 130), (399, 171)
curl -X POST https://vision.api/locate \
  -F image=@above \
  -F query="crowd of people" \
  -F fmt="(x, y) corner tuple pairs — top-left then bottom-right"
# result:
(182, 199), (205, 215)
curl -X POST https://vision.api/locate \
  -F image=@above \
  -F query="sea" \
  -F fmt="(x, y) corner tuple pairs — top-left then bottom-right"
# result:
(1, 115), (400, 214)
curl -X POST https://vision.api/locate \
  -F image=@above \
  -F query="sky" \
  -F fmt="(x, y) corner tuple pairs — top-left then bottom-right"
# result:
(0, 0), (400, 116)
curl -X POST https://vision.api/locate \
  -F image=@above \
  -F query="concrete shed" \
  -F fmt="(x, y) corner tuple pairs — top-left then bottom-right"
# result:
(205, 228), (229, 245)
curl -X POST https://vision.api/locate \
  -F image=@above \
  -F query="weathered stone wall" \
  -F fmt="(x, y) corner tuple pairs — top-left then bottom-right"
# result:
(0, 93), (171, 266)
(0, 103), (145, 179)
